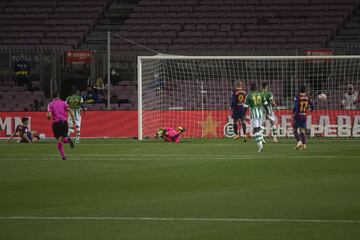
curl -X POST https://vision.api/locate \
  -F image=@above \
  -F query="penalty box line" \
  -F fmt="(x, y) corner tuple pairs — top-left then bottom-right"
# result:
(0, 216), (360, 224)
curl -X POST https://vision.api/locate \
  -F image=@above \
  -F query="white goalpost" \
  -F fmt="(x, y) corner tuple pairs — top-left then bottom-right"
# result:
(137, 55), (360, 140)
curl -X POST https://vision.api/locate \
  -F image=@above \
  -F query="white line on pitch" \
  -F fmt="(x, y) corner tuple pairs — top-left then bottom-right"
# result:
(0, 216), (359, 224)
(0, 154), (338, 158)
(0, 156), (338, 161)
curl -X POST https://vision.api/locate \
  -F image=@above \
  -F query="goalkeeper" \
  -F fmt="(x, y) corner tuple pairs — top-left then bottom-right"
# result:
(66, 88), (85, 143)
(155, 127), (185, 143)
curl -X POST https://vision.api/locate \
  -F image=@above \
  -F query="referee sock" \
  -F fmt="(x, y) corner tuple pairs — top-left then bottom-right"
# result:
(57, 142), (65, 159)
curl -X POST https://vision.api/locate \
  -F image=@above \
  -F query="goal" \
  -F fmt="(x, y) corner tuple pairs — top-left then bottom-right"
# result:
(138, 55), (360, 140)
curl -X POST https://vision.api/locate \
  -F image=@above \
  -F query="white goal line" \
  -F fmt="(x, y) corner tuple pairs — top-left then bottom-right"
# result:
(0, 216), (359, 224)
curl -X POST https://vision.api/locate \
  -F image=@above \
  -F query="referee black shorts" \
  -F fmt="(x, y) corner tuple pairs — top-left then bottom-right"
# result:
(52, 121), (68, 139)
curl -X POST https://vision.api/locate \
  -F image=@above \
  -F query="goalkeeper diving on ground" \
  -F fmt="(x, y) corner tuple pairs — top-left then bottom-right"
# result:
(155, 127), (185, 143)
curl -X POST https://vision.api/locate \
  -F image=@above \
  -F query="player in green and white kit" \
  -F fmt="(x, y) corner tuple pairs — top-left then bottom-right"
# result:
(244, 83), (268, 152)
(261, 82), (278, 143)
(66, 89), (85, 143)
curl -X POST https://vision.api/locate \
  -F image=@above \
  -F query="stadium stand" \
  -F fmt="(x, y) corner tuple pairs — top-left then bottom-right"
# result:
(111, 0), (359, 51)
(0, 82), (45, 111)
(0, 0), (111, 49)
(0, 0), (360, 111)
(328, 6), (360, 53)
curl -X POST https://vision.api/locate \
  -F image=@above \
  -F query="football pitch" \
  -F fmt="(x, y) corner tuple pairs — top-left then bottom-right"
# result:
(0, 138), (359, 240)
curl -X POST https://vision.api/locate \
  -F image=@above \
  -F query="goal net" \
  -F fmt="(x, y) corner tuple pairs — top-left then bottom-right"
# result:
(138, 55), (360, 140)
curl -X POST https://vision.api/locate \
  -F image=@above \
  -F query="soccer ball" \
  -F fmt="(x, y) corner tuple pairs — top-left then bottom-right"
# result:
(318, 93), (327, 102)
(38, 133), (46, 139)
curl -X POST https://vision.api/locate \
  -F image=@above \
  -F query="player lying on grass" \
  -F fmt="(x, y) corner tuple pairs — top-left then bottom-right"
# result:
(293, 85), (314, 150)
(155, 127), (185, 143)
(7, 117), (44, 143)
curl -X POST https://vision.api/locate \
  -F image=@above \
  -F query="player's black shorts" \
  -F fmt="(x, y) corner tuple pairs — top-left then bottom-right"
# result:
(52, 121), (68, 139)
(232, 105), (246, 121)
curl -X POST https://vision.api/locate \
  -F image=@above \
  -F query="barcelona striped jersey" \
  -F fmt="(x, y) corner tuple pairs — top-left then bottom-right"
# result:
(293, 93), (314, 120)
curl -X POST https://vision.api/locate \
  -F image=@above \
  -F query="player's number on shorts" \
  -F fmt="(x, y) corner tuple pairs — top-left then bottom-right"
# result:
(299, 101), (308, 112)
(252, 95), (262, 106)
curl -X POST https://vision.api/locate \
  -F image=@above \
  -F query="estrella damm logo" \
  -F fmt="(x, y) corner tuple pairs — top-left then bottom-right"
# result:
(223, 115), (235, 138)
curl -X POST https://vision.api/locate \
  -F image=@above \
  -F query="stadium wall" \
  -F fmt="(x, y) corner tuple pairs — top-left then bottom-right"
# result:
(1, 110), (360, 139)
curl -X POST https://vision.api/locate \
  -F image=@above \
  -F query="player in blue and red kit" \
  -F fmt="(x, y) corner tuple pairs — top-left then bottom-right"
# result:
(230, 81), (248, 141)
(293, 85), (314, 150)
(7, 117), (41, 143)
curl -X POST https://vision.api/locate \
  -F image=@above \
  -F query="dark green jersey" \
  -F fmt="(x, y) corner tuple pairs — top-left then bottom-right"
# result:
(66, 95), (84, 113)
(244, 91), (267, 119)
(261, 90), (274, 113)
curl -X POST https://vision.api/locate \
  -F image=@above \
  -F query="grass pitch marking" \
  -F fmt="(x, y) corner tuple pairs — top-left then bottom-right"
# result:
(0, 154), (338, 161)
(0, 216), (360, 224)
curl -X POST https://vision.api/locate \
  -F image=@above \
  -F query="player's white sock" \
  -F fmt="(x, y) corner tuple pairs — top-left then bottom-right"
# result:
(76, 131), (80, 141)
(254, 132), (264, 151)
(257, 141), (263, 152)
(260, 126), (265, 135)
(271, 125), (277, 137)
(68, 127), (74, 136)
(76, 126), (80, 141)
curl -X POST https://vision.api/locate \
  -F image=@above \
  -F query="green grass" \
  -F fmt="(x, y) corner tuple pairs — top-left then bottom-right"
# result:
(0, 138), (360, 240)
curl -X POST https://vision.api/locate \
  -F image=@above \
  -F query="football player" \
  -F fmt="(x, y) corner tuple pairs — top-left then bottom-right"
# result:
(230, 81), (248, 142)
(244, 83), (268, 152)
(66, 88), (85, 143)
(7, 117), (42, 143)
(155, 127), (185, 143)
(293, 85), (314, 150)
(261, 82), (279, 143)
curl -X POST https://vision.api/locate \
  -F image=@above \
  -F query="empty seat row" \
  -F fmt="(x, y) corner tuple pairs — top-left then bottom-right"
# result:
(0, 0), (109, 49)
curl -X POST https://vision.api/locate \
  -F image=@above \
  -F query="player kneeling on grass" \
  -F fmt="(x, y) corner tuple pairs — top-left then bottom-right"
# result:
(155, 127), (185, 143)
(7, 117), (45, 144)
(293, 85), (314, 150)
